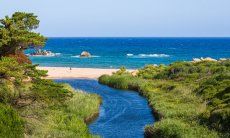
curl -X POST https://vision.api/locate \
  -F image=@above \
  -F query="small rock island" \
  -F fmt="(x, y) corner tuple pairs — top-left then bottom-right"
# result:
(80, 51), (91, 57)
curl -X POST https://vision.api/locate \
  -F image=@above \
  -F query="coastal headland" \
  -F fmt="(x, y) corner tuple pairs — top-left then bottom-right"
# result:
(38, 67), (135, 79)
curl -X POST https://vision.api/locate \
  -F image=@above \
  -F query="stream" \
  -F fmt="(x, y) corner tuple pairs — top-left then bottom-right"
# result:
(56, 79), (154, 138)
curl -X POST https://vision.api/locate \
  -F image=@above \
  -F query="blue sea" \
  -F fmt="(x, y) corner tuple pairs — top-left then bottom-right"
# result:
(28, 37), (230, 69)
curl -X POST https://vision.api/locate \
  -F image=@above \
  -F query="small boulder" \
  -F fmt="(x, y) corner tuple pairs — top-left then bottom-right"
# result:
(80, 51), (91, 57)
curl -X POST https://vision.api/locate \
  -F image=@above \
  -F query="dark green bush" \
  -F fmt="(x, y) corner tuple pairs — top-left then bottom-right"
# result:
(0, 57), (25, 80)
(23, 64), (48, 79)
(209, 108), (230, 132)
(31, 79), (73, 104)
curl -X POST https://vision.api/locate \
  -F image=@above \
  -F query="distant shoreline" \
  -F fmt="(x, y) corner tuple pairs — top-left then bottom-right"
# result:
(37, 67), (135, 79)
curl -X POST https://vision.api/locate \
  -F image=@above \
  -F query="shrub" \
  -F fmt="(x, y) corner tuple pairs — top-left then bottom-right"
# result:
(0, 57), (25, 80)
(30, 79), (73, 104)
(113, 66), (128, 75)
(137, 64), (166, 79)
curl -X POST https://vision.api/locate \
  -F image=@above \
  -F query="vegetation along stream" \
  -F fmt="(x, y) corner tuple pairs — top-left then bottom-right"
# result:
(56, 79), (155, 138)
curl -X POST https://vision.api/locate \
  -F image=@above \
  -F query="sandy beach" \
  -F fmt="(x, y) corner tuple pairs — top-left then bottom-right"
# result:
(37, 67), (134, 79)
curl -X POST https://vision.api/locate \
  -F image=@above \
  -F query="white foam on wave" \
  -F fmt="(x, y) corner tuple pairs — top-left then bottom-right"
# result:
(91, 55), (100, 58)
(55, 53), (61, 55)
(71, 55), (80, 58)
(127, 53), (170, 58)
(126, 53), (134, 56)
(138, 54), (169, 58)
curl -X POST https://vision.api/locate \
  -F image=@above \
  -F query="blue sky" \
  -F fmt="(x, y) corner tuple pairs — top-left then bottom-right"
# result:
(1, 0), (230, 37)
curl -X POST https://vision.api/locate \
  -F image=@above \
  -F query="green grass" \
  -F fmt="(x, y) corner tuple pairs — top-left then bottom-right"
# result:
(145, 119), (219, 138)
(22, 90), (100, 137)
(0, 103), (24, 138)
(18, 84), (100, 137)
(99, 60), (230, 138)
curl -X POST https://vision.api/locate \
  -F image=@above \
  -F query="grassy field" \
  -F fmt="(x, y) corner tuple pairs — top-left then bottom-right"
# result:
(0, 57), (101, 137)
(99, 60), (230, 138)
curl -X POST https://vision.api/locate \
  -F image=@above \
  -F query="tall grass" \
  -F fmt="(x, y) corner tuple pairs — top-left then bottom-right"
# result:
(99, 60), (230, 137)
(99, 75), (219, 137)
(20, 84), (101, 137)
(0, 103), (24, 138)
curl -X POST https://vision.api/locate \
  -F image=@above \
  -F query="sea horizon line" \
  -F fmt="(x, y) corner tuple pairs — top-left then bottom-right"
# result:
(46, 36), (230, 39)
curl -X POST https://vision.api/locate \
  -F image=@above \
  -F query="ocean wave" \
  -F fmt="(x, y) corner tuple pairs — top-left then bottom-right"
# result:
(126, 53), (134, 56)
(138, 54), (169, 57)
(127, 53), (170, 58)
(71, 55), (100, 58)
(55, 53), (61, 55)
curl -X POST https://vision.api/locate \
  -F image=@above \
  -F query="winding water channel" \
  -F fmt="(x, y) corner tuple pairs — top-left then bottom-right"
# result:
(57, 79), (154, 138)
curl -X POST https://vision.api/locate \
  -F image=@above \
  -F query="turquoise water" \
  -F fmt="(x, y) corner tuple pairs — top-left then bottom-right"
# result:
(56, 79), (154, 138)
(28, 37), (230, 69)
